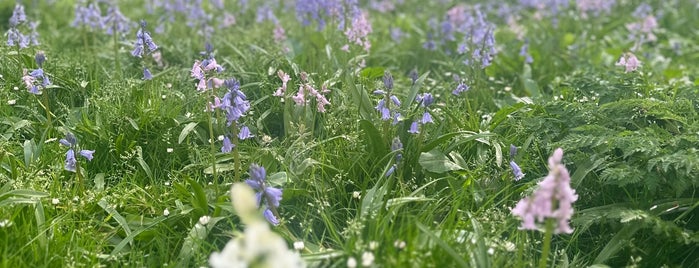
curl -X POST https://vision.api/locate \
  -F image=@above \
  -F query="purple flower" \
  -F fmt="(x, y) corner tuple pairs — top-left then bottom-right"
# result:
(452, 82), (469, 96)
(238, 125), (254, 140)
(511, 148), (578, 234)
(383, 71), (394, 90)
(385, 137), (403, 176)
(219, 78), (250, 126)
(245, 164), (283, 226)
(131, 20), (158, 58)
(143, 68), (153, 80)
(509, 145), (525, 181)
(221, 136), (234, 153)
(103, 4), (132, 35)
(72, 2), (104, 30)
(408, 121), (420, 134)
(59, 132), (94, 172)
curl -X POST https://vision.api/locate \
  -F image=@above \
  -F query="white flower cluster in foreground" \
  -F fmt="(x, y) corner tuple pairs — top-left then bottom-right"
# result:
(209, 183), (305, 268)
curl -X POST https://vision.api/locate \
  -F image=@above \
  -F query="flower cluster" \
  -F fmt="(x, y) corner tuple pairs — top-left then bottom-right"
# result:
(423, 4), (497, 68)
(519, 39), (533, 64)
(615, 52), (640, 73)
(451, 74), (470, 96)
(72, 1), (105, 30)
(509, 145), (525, 181)
(575, 0), (615, 18)
(343, 10), (373, 52)
(103, 4), (132, 36)
(245, 164), (283, 225)
(59, 132), (95, 172)
(408, 93), (434, 134)
(292, 72), (331, 113)
(214, 78), (253, 152)
(626, 3), (658, 51)
(191, 43), (224, 92)
(511, 148), (578, 234)
(295, 0), (358, 31)
(22, 52), (51, 95)
(273, 70), (291, 97)
(209, 183), (303, 268)
(7, 4), (40, 49)
(132, 20), (159, 80)
(373, 71), (401, 124)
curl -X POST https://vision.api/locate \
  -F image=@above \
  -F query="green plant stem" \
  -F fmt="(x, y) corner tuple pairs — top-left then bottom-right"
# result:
(42, 92), (52, 129)
(75, 160), (83, 196)
(539, 219), (554, 268)
(232, 120), (241, 182)
(207, 90), (218, 184)
(113, 30), (120, 79)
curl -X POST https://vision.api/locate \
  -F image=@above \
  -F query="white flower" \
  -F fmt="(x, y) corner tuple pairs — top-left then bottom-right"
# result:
(51, 198), (59, 205)
(347, 257), (357, 268)
(352, 191), (361, 199)
(394, 240), (406, 249)
(487, 248), (495, 255)
(368, 241), (379, 250)
(7, 99), (16, 105)
(293, 241), (305, 251)
(163, 209), (170, 216)
(166, 148), (174, 153)
(0, 219), (12, 228)
(198, 215), (211, 226)
(361, 252), (374, 267)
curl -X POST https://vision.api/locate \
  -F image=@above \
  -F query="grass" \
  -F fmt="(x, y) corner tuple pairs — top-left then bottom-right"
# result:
(1, 0), (698, 267)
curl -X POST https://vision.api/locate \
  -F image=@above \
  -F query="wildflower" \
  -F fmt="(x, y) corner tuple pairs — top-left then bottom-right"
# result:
(22, 52), (51, 95)
(245, 164), (283, 226)
(219, 78), (250, 126)
(615, 52), (641, 73)
(291, 72), (331, 112)
(52, 198), (60, 205)
(238, 126), (254, 140)
(509, 145), (525, 181)
(192, 44), (225, 92)
(511, 148), (578, 234)
(210, 182), (305, 268)
(344, 10), (373, 52)
(361, 251), (375, 267)
(163, 208), (170, 216)
(72, 1), (104, 30)
(143, 68), (153, 80)
(7, 4), (31, 49)
(293, 241), (305, 251)
(347, 257), (358, 268)
(274, 70), (291, 97)
(103, 4), (132, 35)
(519, 39), (533, 64)
(131, 20), (158, 58)
(59, 132), (95, 172)
(452, 75), (470, 96)
(198, 215), (211, 226)
(408, 121), (420, 134)
(221, 136), (234, 153)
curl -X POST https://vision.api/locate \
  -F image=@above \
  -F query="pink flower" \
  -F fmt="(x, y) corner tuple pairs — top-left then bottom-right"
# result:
(511, 148), (578, 234)
(274, 70), (290, 97)
(615, 52), (641, 73)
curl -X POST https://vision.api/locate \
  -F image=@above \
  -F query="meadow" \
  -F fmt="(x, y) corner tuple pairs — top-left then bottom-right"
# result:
(1, 0), (698, 267)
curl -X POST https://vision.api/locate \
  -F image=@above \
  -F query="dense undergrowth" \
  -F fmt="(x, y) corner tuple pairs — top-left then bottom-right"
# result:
(1, 0), (697, 267)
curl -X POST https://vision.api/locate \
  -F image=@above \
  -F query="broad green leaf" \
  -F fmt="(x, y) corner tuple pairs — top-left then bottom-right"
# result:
(419, 149), (465, 173)
(178, 122), (198, 144)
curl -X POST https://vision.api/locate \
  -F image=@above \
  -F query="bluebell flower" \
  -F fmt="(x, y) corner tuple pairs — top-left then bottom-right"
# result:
(408, 121), (420, 134)
(383, 71), (394, 90)
(221, 136), (233, 153)
(219, 78), (250, 126)
(386, 137), (403, 176)
(59, 132), (94, 172)
(72, 2), (104, 30)
(103, 4), (132, 35)
(10, 4), (27, 26)
(238, 126), (253, 140)
(245, 164), (283, 225)
(132, 20), (158, 58)
(509, 145), (525, 181)
(143, 68), (153, 80)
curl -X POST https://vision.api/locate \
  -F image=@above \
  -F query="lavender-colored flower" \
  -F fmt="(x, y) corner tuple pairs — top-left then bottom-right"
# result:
(131, 20), (158, 58)
(22, 52), (51, 94)
(221, 136), (233, 153)
(383, 71), (394, 90)
(409, 69), (419, 85)
(239, 126), (254, 140)
(9, 4), (27, 27)
(385, 137), (403, 176)
(511, 148), (578, 234)
(509, 145), (525, 181)
(452, 82), (470, 96)
(519, 39), (533, 64)
(219, 78), (251, 126)
(103, 4), (132, 35)
(72, 2), (104, 30)
(344, 10), (373, 52)
(143, 68), (153, 80)
(59, 132), (95, 172)
(245, 164), (283, 226)
(408, 121), (420, 134)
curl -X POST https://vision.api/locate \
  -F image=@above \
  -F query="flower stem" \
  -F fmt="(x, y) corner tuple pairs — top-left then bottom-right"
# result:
(74, 160), (84, 196)
(42, 91), (52, 128)
(539, 219), (554, 268)
(207, 90), (218, 184)
(232, 120), (241, 182)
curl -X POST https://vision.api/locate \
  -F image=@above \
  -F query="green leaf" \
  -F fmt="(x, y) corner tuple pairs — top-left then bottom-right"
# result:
(359, 120), (388, 159)
(360, 67), (385, 79)
(178, 122), (198, 144)
(267, 171), (287, 187)
(404, 71), (430, 108)
(419, 149), (465, 173)
(98, 199), (132, 244)
(187, 178), (209, 214)
(416, 222), (468, 268)
(23, 139), (37, 167)
(177, 216), (224, 266)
